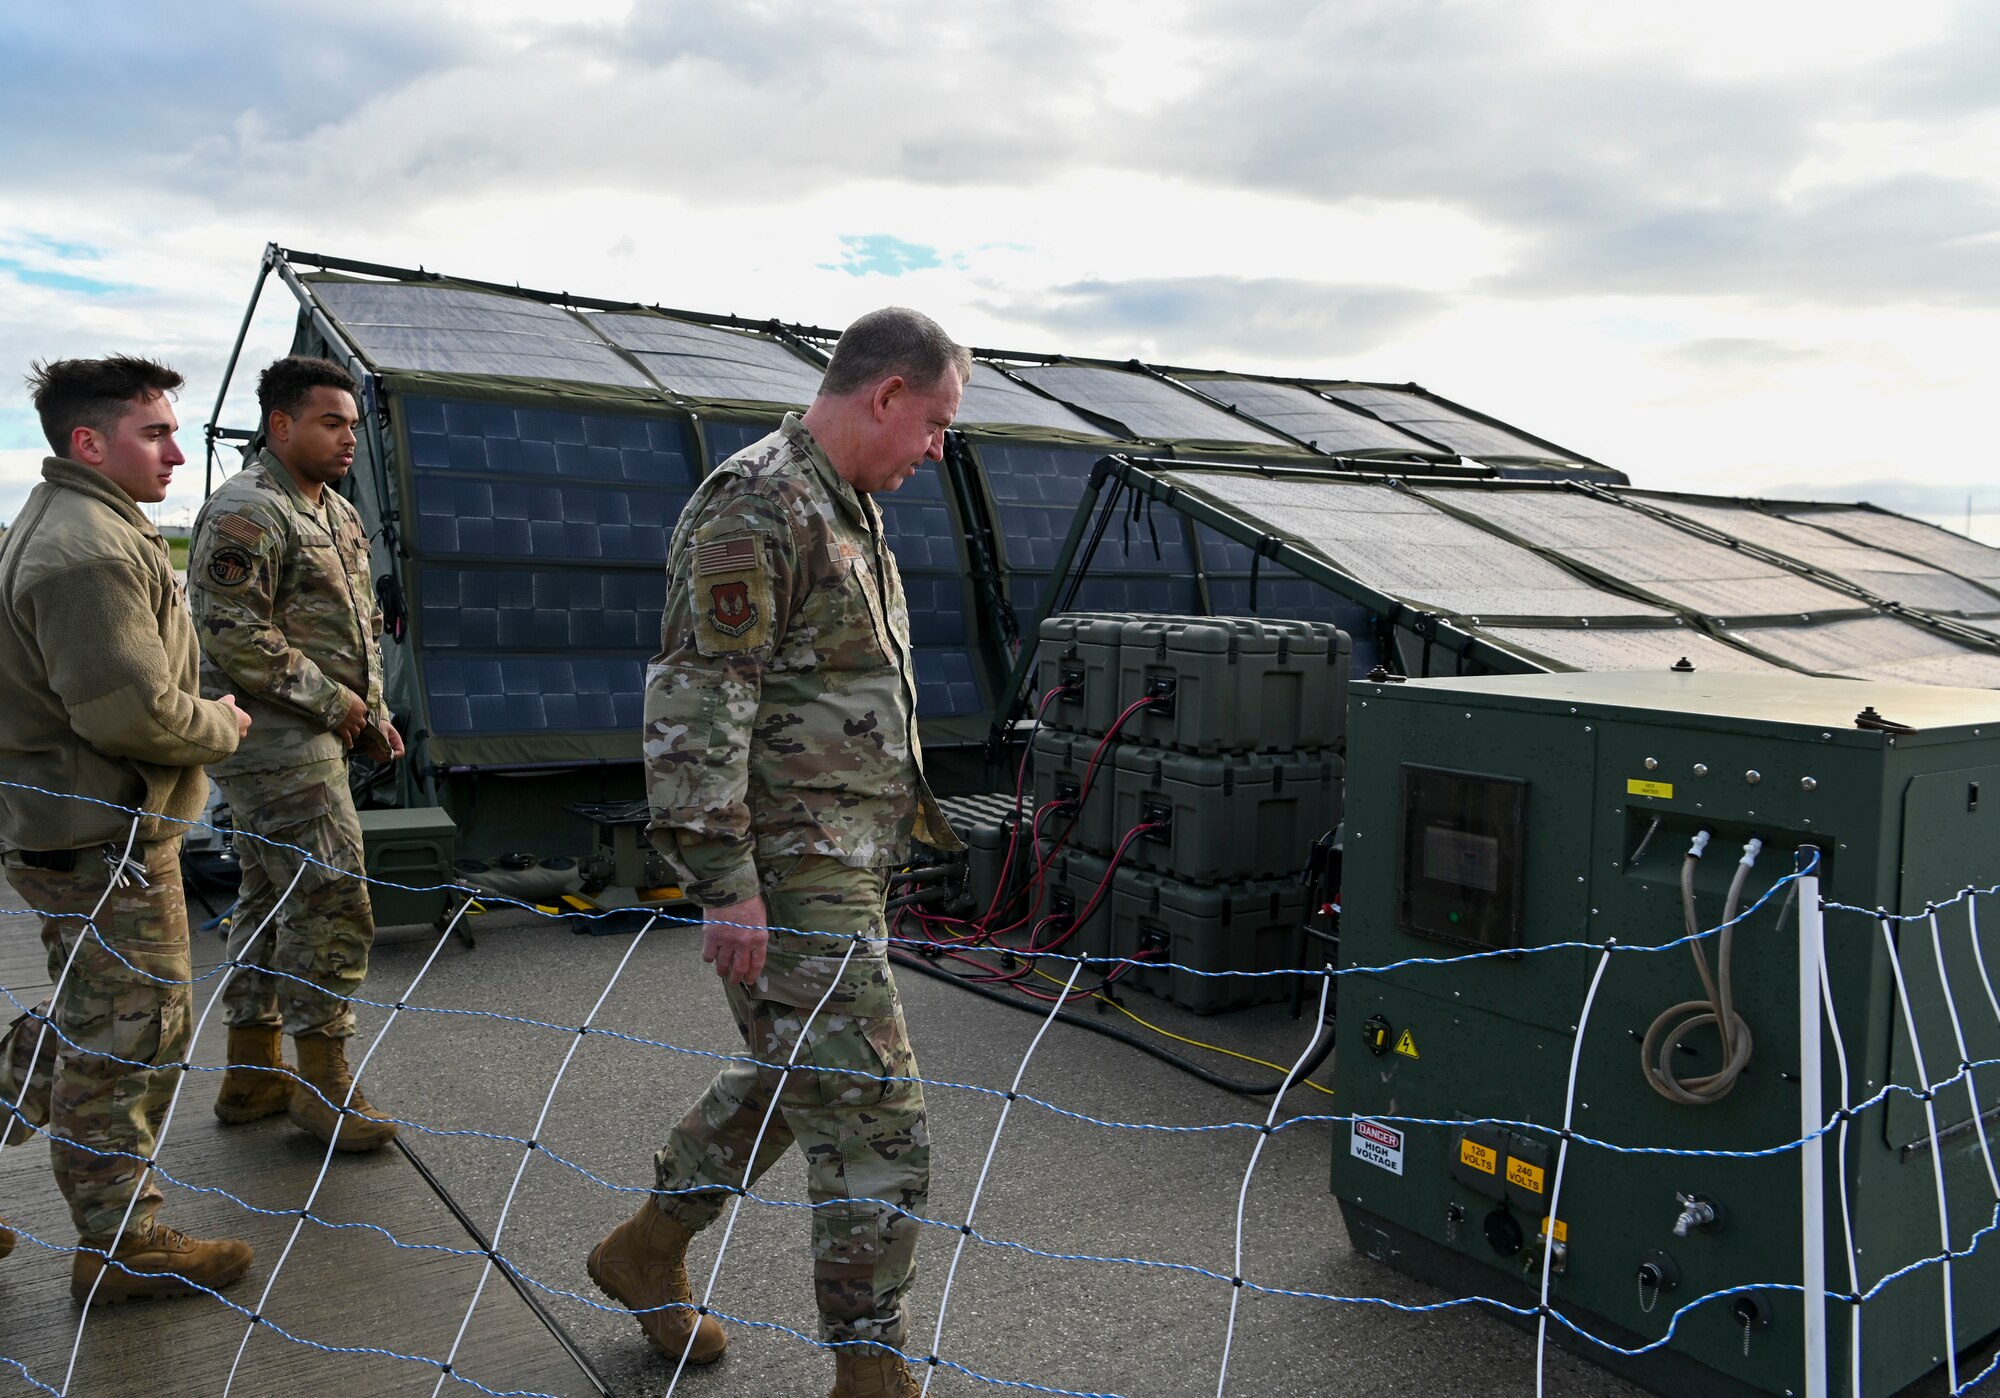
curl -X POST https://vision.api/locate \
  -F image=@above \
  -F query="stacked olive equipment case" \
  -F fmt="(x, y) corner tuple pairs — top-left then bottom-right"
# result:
(1029, 613), (1350, 1012)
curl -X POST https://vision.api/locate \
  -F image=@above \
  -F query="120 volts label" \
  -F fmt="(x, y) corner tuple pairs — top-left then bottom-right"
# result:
(1459, 1138), (1498, 1175)
(1352, 1119), (1406, 1176)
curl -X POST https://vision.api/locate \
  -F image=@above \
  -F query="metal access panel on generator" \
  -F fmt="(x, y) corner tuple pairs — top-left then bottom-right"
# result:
(1330, 670), (2000, 1398)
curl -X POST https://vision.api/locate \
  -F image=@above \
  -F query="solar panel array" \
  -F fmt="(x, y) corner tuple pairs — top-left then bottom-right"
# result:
(1164, 466), (2000, 687)
(1418, 487), (1861, 620)
(288, 270), (2000, 765)
(956, 368), (1112, 437)
(972, 442), (1200, 633)
(402, 396), (697, 736)
(1483, 626), (1778, 674)
(1322, 385), (1581, 463)
(1177, 473), (1671, 621)
(1631, 493), (2000, 616)
(311, 281), (652, 388)
(1009, 363), (1295, 447)
(589, 312), (826, 405)
(1173, 377), (1447, 458)
(1774, 504), (2000, 596)
(1730, 616), (2000, 687)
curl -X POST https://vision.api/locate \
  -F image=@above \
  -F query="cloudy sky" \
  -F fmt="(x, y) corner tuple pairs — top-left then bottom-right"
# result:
(3, 0), (1996, 538)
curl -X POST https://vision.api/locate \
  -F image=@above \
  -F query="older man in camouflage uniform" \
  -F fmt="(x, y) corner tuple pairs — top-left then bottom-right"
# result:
(589, 309), (967, 1398)
(189, 356), (401, 1153)
(1, 355), (254, 1300)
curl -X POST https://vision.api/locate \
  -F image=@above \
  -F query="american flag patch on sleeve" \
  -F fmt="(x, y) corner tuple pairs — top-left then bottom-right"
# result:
(215, 513), (267, 547)
(695, 535), (759, 575)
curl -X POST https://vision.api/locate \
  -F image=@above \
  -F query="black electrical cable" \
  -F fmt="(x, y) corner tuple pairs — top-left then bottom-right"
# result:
(891, 950), (1334, 1101)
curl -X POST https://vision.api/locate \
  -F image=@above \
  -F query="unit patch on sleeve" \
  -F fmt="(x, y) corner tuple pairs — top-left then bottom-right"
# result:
(207, 545), (254, 587)
(708, 580), (758, 637)
(689, 526), (771, 655)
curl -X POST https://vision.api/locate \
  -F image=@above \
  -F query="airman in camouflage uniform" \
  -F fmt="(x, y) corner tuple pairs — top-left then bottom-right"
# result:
(189, 356), (401, 1153)
(590, 308), (969, 1398)
(0, 355), (253, 1300)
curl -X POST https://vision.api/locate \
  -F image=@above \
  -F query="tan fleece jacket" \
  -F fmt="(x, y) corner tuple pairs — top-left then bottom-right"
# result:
(0, 458), (240, 850)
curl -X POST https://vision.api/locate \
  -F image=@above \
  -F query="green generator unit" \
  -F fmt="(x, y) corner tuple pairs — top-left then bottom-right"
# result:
(1332, 670), (2000, 1397)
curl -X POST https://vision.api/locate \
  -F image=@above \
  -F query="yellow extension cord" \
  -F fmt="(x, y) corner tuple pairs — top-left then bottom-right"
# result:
(1027, 965), (1337, 1098)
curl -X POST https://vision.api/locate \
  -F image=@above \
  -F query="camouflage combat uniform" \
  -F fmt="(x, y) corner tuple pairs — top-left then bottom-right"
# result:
(190, 448), (385, 1040)
(644, 413), (960, 1351)
(0, 457), (240, 1237)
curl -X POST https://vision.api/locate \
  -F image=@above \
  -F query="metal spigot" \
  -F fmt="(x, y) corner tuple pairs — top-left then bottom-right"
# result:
(1672, 1192), (1718, 1237)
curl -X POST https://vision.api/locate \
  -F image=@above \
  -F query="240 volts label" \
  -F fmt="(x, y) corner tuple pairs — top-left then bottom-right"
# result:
(1507, 1157), (1546, 1195)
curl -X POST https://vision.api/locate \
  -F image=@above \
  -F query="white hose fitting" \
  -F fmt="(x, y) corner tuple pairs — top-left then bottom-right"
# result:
(1688, 830), (1712, 859)
(1739, 836), (1764, 868)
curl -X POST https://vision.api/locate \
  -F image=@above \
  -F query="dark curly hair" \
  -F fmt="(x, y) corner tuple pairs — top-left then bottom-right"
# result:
(257, 356), (359, 426)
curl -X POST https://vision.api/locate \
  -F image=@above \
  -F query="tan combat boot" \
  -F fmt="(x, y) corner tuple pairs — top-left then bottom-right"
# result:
(586, 1200), (727, 1364)
(214, 1024), (295, 1124)
(288, 1033), (398, 1152)
(71, 1219), (252, 1302)
(828, 1344), (921, 1398)
(0, 1212), (15, 1262)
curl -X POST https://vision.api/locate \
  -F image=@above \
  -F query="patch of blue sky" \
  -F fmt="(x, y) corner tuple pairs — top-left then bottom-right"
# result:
(17, 233), (105, 262)
(822, 234), (944, 278)
(0, 408), (46, 452)
(0, 254), (130, 296)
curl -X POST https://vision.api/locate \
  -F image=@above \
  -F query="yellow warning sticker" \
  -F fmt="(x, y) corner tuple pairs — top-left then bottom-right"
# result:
(1393, 1029), (1420, 1059)
(1507, 1157), (1547, 1195)
(1459, 1138), (1498, 1175)
(1541, 1216), (1568, 1243)
(1627, 778), (1674, 799)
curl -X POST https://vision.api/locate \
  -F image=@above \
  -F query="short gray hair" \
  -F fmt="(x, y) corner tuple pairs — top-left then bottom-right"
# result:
(818, 307), (973, 398)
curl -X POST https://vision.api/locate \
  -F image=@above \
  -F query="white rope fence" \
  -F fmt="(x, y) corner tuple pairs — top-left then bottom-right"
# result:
(5, 786), (2000, 1398)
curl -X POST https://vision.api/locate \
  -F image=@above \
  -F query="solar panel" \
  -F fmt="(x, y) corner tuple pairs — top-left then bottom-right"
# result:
(1176, 378), (1445, 457)
(1482, 627), (1779, 673)
(1322, 386), (1576, 463)
(957, 368), (1114, 436)
(1775, 505), (2000, 595)
(311, 281), (651, 388)
(1010, 363), (1294, 447)
(401, 396), (697, 738)
(589, 313), (826, 405)
(1419, 487), (1859, 619)
(421, 655), (647, 735)
(1636, 494), (2000, 615)
(1190, 520), (1383, 673)
(1729, 615), (2000, 687)
(1176, 472), (1668, 620)
(978, 443), (1199, 635)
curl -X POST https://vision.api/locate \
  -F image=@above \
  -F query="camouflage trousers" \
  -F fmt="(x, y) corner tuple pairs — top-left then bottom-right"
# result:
(218, 759), (374, 1039)
(2, 839), (192, 1239)
(653, 855), (929, 1349)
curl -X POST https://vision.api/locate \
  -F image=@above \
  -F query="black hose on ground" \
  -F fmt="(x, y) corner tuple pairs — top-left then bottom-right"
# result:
(890, 950), (1335, 1102)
